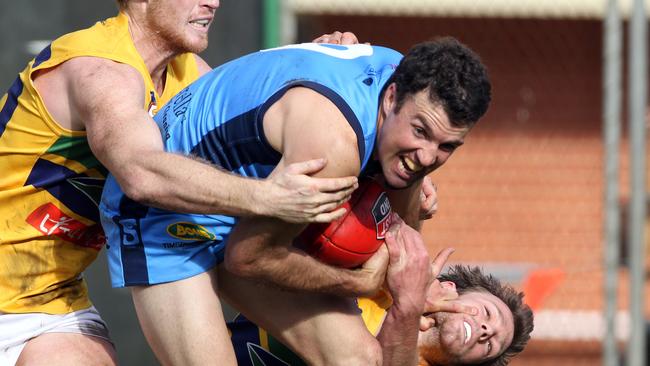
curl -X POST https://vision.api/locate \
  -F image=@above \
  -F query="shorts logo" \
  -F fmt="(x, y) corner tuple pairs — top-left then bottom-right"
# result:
(167, 222), (216, 241)
(371, 192), (392, 240)
(116, 218), (142, 246)
(26, 203), (105, 250)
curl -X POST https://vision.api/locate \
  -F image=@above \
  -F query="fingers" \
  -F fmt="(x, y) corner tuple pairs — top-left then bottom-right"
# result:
(308, 207), (348, 223)
(419, 177), (438, 220)
(312, 31), (360, 45)
(339, 31), (359, 45)
(301, 186), (354, 212)
(312, 31), (342, 44)
(284, 159), (358, 193)
(284, 158), (327, 175)
(310, 176), (359, 193)
(419, 315), (436, 331)
(384, 230), (403, 266)
(426, 300), (478, 315)
(390, 212), (405, 226)
(431, 247), (455, 276)
(421, 176), (435, 196)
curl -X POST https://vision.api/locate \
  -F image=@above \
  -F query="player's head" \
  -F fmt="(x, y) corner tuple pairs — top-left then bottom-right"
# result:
(120, 0), (219, 54)
(375, 38), (491, 189)
(418, 265), (534, 365)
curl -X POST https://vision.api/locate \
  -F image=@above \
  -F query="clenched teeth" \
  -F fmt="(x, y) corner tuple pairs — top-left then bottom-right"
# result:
(190, 19), (210, 27)
(463, 321), (472, 344)
(401, 157), (422, 172)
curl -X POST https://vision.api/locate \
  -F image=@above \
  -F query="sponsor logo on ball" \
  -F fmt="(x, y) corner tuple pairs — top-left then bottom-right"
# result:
(371, 192), (392, 240)
(167, 222), (216, 241)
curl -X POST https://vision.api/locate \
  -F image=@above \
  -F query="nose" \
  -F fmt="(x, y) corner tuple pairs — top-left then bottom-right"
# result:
(200, 0), (220, 10)
(478, 321), (495, 341)
(416, 146), (437, 167)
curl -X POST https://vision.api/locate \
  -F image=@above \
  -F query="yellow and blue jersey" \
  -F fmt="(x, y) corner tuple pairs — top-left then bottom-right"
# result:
(228, 291), (392, 366)
(0, 12), (199, 314)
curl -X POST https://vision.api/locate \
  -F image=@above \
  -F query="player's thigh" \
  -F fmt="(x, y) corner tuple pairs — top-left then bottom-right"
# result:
(17, 332), (116, 366)
(131, 268), (236, 366)
(217, 265), (381, 366)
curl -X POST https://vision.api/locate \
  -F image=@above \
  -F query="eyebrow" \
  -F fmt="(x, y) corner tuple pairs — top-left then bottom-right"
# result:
(418, 116), (466, 148)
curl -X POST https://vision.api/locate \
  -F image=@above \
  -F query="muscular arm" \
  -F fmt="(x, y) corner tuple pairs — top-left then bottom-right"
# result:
(52, 57), (354, 222)
(376, 217), (432, 366)
(225, 87), (387, 296)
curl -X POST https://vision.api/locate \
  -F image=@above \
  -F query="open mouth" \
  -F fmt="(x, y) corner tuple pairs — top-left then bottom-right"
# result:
(399, 156), (421, 175)
(189, 18), (211, 29)
(463, 321), (472, 344)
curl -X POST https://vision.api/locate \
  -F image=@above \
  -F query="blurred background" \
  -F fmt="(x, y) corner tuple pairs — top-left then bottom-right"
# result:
(1, 0), (649, 365)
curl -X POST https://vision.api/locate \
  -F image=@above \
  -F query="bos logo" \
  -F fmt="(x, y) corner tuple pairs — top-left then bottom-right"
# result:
(167, 222), (216, 241)
(371, 192), (392, 240)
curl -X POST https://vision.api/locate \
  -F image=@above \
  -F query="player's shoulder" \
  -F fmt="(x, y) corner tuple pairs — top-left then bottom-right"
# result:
(60, 57), (143, 89)
(279, 87), (356, 140)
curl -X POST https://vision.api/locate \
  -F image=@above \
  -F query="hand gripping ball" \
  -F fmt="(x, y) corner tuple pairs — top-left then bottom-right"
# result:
(294, 178), (393, 268)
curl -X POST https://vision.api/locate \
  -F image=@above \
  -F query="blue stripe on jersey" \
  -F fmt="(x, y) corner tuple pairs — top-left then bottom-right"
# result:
(32, 45), (52, 68)
(25, 158), (100, 222)
(189, 81), (366, 174)
(190, 106), (282, 170)
(116, 197), (150, 285)
(0, 77), (24, 138)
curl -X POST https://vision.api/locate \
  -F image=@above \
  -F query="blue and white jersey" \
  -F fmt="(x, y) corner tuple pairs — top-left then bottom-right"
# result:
(100, 44), (403, 287)
(158, 43), (400, 174)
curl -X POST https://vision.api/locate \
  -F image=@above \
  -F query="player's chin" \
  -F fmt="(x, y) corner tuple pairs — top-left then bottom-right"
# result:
(383, 173), (415, 190)
(183, 35), (209, 53)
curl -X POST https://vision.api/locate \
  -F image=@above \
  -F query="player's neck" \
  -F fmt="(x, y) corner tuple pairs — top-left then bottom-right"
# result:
(125, 11), (176, 94)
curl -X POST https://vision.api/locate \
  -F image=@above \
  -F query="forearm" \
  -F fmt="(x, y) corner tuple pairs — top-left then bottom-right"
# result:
(115, 151), (263, 216)
(225, 217), (380, 297)
(377, 304), (421, 366)
(242, 245), (375, 296)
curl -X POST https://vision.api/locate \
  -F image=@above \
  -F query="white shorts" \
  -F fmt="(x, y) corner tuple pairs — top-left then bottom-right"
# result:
(0, 306), (111, 365)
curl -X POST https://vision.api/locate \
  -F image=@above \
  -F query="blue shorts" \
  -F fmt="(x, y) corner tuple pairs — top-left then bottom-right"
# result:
(100, 198), (237, 288)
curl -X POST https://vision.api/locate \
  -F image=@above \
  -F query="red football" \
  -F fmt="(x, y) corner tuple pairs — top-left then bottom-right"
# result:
(294, 178), (393, 268)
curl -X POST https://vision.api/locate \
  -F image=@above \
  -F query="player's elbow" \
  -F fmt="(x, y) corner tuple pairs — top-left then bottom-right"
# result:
(117, 168), (157, 204)
(223, 245), (263, 278)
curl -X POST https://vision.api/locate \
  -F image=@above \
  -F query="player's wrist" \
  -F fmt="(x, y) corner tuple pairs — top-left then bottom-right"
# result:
(389, 298), (425, 320)
(247, 179), (271, 217)
(349, 268), (384, 297)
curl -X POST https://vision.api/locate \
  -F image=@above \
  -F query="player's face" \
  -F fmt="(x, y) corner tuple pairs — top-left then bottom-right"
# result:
(376, 84), (469, 189)
(418, 291), (514, 365)
(146, 0), (219, 54)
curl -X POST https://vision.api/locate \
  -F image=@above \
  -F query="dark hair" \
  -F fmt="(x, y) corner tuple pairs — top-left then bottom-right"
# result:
(386, 37), (491, 127)
(438, 265), (534, 366)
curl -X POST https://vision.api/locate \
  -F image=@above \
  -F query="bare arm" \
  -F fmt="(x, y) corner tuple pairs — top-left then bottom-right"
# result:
(377, 215), (433, 366)
(225, 87), (388, 296)
(377, 218), (477, 366)
(60, 57), (355, 222)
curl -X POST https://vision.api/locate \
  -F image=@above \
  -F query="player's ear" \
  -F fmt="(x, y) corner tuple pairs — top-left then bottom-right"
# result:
(439, 281), (457, 297)
(440, 281), (456, 290)
(381, 83), (397, 116)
